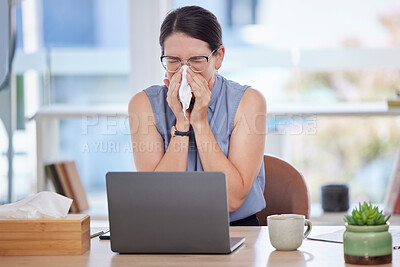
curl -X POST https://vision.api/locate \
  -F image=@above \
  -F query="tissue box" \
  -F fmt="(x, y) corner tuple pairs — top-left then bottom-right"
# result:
(0, 214), (90, 255)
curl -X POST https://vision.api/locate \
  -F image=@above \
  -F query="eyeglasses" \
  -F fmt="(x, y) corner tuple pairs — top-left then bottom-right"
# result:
(160, 49), (217, 73)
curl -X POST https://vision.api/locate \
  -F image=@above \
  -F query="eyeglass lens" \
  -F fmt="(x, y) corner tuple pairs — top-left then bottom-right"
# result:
(162, 57), (208, 73)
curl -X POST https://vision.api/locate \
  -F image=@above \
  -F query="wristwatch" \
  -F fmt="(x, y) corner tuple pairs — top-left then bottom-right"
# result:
(171, 126), (191, 137)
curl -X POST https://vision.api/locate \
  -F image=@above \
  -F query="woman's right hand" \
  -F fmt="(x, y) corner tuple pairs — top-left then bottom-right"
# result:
(164, 70), (190, 131)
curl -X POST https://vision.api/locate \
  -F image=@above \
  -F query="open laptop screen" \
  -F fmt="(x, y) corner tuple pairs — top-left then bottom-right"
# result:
(106, 171), (240, 254)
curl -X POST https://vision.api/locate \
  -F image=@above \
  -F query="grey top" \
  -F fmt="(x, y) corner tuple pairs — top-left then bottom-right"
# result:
(144, 74), (266, 222)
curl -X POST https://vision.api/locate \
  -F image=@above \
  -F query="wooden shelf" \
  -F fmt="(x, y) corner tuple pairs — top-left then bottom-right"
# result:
(35, 101), (400, 120)
(33, 101), (400, 192)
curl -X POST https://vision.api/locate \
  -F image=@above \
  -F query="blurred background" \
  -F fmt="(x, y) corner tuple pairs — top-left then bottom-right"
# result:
(1, 0), (400, 219)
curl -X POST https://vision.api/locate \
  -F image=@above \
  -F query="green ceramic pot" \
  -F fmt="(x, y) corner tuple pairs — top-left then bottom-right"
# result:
(343, 223), (392, 265)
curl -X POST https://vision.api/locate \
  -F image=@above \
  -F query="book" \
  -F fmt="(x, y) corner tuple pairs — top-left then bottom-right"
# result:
(45, 161), (89, 213)
(384, 149), (400, 214)
(62, 161), (89, 212)
(387, 99), (400, 107)
(395, 192), (400, 214)
(54, 162), (78, 212)
(45, 164), (64, 195)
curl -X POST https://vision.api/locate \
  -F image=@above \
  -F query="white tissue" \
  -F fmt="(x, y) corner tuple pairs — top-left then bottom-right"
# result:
(179, 65), (192, 120)
(0, 191), (73, 219)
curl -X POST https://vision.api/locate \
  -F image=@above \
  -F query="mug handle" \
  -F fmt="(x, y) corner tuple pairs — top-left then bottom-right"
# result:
(303, 219), (312, 239)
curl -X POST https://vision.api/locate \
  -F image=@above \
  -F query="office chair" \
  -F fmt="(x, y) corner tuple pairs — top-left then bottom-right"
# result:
(257, 154), (310, 226)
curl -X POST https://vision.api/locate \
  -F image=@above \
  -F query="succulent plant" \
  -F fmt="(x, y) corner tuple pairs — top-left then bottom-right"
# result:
(344, 201), (391, 226)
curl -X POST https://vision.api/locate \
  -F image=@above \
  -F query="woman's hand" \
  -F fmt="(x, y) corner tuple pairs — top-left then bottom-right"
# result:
(164, 69), (190, 131)
(186, 69), (215, 131)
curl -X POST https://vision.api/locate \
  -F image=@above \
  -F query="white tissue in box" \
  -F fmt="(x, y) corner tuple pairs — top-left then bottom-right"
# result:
(0, 191), (72, 218)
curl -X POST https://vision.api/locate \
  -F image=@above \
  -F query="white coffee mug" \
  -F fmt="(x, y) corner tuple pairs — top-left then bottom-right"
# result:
(267, 214), (312, 251)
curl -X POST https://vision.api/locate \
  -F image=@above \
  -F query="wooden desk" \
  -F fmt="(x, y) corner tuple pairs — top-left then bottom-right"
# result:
(2, 226), (399, 266)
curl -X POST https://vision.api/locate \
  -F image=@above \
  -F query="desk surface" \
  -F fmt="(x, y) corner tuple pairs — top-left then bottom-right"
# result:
(1, 226), (399, 267)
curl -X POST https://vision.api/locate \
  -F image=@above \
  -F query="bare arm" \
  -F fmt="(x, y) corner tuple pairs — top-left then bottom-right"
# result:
(192, 88), (266, 212)
(128, 91), (189, 171)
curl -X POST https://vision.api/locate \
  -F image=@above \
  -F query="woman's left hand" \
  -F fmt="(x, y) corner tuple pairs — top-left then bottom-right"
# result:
(186, 69), (215, 130)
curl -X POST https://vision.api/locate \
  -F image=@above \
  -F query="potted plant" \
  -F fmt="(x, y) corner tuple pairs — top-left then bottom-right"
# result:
(343, 202), (392, 265)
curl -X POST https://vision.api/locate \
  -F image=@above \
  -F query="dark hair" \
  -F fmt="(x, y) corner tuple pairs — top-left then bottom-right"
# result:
(159, 6), (222, 53)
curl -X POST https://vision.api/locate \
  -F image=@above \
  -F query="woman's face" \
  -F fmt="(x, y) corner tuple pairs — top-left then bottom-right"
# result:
(162, 32), (224, 86)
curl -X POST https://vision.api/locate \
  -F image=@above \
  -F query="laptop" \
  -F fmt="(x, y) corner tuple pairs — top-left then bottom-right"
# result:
(105, 171), (245, 254)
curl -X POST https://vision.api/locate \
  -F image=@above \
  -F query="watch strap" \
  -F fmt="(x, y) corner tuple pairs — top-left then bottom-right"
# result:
(172, 126), (191, 137)
(175, 129), (191, 136)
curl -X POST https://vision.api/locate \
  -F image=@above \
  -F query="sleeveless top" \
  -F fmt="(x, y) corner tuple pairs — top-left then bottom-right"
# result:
(144, 74), (266, 222)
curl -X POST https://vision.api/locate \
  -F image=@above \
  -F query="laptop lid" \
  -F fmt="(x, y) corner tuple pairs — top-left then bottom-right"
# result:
(106, 171), (242, 254)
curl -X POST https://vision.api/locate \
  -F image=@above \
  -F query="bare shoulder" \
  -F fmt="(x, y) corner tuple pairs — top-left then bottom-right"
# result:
(128, 91), (152, 114)
(237, 87), (266, 114)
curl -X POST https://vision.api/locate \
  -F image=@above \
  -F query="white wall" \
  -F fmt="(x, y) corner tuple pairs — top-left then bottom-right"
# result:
(129, 0), (173, 94)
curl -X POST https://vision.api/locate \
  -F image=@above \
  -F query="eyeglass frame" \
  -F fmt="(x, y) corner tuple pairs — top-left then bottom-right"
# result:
(160, 49), (218, 73)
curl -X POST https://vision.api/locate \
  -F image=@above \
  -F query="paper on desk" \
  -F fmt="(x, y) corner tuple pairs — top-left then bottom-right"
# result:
(307, 229), (345, 243)
(308, 228), (400, 248)
(0, 191), (72, 218)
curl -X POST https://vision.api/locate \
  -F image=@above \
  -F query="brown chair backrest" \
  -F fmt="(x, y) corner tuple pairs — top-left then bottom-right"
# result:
(256, 154), (310, 226)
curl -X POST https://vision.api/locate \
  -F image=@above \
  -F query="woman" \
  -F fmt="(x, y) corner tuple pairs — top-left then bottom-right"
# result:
(128, 6), (266, 226)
